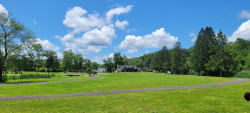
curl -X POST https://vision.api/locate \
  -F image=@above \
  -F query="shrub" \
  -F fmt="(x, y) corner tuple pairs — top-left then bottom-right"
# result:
(2, 74), (8, 82)
(234, 70), (250, 78)
(200, 71), (206, 76)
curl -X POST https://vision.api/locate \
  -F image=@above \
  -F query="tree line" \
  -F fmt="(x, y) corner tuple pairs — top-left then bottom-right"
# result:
(103, 27), (250, 77)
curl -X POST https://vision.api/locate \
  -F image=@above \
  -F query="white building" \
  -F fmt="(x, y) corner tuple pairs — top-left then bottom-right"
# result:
(98, 68), (105, 73)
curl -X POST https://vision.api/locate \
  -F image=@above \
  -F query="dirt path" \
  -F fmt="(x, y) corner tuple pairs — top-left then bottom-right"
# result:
(0, 78), (249, 101)
(0, 76), (100, 86)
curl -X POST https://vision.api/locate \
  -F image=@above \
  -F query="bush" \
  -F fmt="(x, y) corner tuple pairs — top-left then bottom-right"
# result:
(2, 74), (8, 82)
(200, 71), (206, 76)
(234, 70), (250, 78)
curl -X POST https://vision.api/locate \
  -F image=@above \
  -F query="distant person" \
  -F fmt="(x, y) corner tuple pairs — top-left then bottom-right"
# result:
(244, 92), (250, 101)
(89, 72), (91, 76)
(93, 72), (94, 76)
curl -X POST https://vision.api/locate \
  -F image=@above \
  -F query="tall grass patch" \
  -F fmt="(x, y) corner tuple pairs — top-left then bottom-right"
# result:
(234, 70), (250, 78)
(4, 73), (56, 81)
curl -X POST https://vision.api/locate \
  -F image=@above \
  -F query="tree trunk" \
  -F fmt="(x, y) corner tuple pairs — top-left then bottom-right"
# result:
(220, 48), (222, 77)
(220, 69), (222, 77)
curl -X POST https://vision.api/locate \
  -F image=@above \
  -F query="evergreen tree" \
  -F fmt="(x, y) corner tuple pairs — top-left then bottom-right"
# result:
(171, 42), (183, 74)
(205, 30), (228, 77)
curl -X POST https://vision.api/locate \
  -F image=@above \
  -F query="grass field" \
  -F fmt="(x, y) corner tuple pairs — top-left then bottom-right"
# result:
(1, 81), (249, 112)
(0, 72), (247, 112)
(0, 72), (234, 97)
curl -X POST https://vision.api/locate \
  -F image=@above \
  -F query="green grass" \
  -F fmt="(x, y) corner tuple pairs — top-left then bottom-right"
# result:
(0, 72), (234, 97)
(0, 80), (249, 112)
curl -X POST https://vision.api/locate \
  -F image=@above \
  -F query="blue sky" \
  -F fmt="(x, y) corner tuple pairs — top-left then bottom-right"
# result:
(1, 0), (250, 64)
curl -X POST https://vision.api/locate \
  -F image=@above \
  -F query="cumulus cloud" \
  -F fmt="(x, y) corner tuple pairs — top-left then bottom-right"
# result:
(106, 5), (133, 24)
(118, 28), (178, 53)
(228, 20), (250, 42)
(59, 5), (133, 54)
(108, 53), (114, 58)
(238, 10), (250, 19)
(57, 52), (63, 59)
(0, 4), (7, 12)
(63, 6), (106, 34)
(34, 20), (36, 24)
(125, 49), (138, 54)
(91, 53), (114, 64)
(36, 38), (60, 52)
(82, 25), (117, 46)
(61, 25), (116, 54)
(146, 50), (149, 52)
(115, 20), (129, 29)
(132, 28), (136, 31)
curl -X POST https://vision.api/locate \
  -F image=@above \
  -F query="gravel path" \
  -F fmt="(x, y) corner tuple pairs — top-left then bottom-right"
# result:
(0, 78), (249, 101)
(0, 76), (100, 86)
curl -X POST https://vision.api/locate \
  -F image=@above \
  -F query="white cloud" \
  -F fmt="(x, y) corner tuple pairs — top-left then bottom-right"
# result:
(118, 28), (178, 53)
(91, 53), (114, 64)
(239, 10), (250, 19)
(82, 24), (117, 46)
(108, 53), (114, 58)
(132, 28), (136, 31)
(59, 5), (134, 54)
(54, 35), (61, 38)
(189, 31), (197, 42)
(34, 20), (36, 24)
(125, 49), (138, 54)
(115, 20), (129, 29)
(191, 37), (197, 42)
(0, 4), (7, 12)
(146, 50), (149, 53)
(113, 46), (118, 51)
(60, 25), (116, 54)
(189, 32), (196, 37)
(127, 29), (130, 32)
(63, 6), (106, 34)
(36, 38), (60, 52)
(106, 5), (133, 24)
(228, 20), (250, 42)
(57, 52), (63, 59)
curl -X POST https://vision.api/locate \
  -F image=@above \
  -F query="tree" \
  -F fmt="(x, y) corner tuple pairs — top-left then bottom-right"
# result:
(42, 50), (57, 76)
(123, 55), (128, 65)
(91, 62), (99, 70)
(191, 27), (216, 75)
(0, 11), (37, 81)
(113, 52), (123, 69)
(205, 30), (228, 77)
(62, 49), (74, 72)
(32, 44), (43, 73)
(162, 46), (171, 72)
(171, 42), (183, 74)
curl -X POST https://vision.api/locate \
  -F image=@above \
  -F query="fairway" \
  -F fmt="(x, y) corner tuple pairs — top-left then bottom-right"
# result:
(0, 72), (234, 97)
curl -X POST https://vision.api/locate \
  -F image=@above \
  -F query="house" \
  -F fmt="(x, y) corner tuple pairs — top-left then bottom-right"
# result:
(117, 64), (141, 72)
(98, 68), (105, 73)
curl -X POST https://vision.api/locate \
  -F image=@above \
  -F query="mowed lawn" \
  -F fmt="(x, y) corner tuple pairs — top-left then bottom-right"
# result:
(0, 80), (249, 112)
(0, 72), (234, 97)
